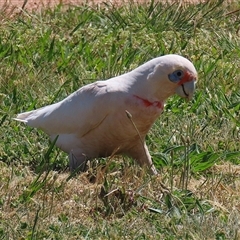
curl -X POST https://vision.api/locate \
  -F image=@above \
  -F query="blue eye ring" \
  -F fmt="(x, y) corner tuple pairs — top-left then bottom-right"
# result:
(168, 70), (184, 83)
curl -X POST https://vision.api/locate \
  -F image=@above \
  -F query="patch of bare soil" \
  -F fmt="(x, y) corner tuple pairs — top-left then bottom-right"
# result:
(1, 0), (206, 15)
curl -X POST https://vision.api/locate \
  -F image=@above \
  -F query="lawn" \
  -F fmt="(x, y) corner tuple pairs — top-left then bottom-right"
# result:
(0, 0), (240, 239)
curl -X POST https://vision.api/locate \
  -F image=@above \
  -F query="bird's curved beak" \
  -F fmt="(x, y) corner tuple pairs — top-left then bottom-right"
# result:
(175, 80), (196, 100)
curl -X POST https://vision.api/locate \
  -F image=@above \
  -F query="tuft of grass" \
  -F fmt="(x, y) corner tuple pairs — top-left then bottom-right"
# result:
(0, 0), (240, 239)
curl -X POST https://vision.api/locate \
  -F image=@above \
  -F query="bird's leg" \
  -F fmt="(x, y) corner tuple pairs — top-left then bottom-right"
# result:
(127, 141), (158, 175)
(127, 143), (171, 195)
(69, 149), (87, 172)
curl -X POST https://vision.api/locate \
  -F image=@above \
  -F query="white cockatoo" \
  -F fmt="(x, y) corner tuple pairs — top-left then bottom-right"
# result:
(14, 54), (197, 175)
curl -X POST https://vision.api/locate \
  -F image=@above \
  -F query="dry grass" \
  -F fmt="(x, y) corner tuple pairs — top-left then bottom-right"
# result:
(1, 160), (240, 238)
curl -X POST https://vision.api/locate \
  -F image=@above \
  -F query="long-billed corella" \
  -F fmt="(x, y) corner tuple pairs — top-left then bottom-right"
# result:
(14, 54), (197, 175)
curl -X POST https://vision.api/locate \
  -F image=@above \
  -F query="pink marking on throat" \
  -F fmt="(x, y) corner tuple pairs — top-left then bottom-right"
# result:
(133, 95), (164, 109)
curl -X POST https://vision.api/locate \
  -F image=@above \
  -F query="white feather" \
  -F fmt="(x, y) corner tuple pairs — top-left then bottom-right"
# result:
(14, 54), (197, 174)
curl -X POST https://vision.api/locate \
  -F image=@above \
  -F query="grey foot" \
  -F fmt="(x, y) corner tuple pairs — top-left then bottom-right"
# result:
(69, 150), (87, 172)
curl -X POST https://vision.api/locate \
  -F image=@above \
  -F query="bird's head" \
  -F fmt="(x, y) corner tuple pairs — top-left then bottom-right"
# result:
(147, 54), (197, 101)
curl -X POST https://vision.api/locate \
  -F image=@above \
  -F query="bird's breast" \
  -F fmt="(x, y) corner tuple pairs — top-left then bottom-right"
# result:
(122, 94), (164, 134)
(132, 95), (164, 109)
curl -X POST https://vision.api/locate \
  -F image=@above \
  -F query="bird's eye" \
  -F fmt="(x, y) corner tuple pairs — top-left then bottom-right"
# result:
(168, 70), (184, 83)
(176, 71), (183, 77)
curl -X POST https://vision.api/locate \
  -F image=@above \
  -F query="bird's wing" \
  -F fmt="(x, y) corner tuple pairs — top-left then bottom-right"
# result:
(14, 81), (116, 136)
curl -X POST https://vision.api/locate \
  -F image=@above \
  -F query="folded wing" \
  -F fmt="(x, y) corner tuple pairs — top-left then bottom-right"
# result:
(14, 81), (113, 137)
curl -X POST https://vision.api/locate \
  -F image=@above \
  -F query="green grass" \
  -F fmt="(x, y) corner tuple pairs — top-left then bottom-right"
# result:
(0, 0), (240, 239)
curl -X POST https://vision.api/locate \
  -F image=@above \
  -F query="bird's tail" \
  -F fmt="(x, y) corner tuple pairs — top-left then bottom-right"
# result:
(13, 110), (36, 124)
